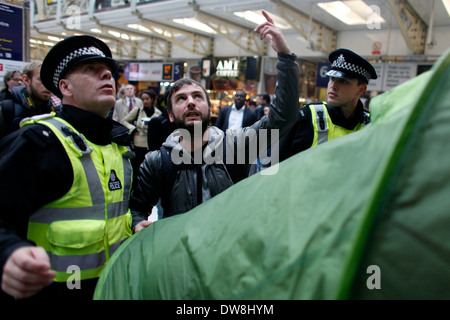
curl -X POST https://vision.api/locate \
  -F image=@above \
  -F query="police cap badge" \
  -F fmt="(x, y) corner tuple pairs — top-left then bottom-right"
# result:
(326, 48), (377, 84)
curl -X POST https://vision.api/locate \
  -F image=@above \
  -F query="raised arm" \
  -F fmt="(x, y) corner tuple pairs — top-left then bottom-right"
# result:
(254, 10), (291, 55)
(224, 10), (300, 174)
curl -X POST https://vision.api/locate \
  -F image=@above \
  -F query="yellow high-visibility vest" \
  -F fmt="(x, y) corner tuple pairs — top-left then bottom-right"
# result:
(22, 114), (133, 282)
(310, 102), (368, 147)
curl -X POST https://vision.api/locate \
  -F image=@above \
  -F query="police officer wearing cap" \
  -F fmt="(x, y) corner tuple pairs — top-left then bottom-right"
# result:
(279, 48), (377, 161)
(0, 35), (133, 300)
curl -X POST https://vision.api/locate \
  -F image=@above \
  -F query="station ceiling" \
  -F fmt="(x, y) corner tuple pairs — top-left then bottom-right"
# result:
(29, 0), (450, 60)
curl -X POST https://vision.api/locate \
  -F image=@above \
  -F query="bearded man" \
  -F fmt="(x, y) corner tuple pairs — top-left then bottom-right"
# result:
(130, 11), (300, 231)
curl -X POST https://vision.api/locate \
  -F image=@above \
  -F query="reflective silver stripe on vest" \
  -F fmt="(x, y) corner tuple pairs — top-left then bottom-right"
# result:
(29, 118), (106, 223)
(314, 104), (328, 145)
(29, 204), (106, 223)
(49, 250), (106, 273)
(49, 238), (128, 273)
(107, 201), (129, 219)
(29, 119), (132, 223)
(121, 154), (132, 202)
(44, 119), (104, 207)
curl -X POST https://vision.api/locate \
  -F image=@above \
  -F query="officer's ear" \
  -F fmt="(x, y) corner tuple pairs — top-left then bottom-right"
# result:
(59, 78), (73, 98)
(358, 83), (367, 96)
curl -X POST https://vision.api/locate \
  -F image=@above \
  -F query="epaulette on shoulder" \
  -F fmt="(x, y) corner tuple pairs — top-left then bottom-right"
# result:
(299, 102), (326, 118)
(308, 101), (327, 105)
(21, 122), (58, 149)
(19, 112), (56, 128)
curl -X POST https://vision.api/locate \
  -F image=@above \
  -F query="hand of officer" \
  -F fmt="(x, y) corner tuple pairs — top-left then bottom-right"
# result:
(254, 10), (291, 55)
(134, 220), (153, 233)
(1, 246), (55, 299)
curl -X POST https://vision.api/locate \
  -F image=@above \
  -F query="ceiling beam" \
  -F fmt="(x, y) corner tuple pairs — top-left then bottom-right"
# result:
(271, 0), (336, 54)
(130, 9), (213, 57)
(90, 18), (172, 58)
(31, 22), (166, 60)
(86, 1), (172, 58)
(389, 0), (427, 55)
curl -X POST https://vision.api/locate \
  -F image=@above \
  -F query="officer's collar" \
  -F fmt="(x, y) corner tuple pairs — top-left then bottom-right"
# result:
(59, 105), (128, 146)
(327, 99), (365, 129)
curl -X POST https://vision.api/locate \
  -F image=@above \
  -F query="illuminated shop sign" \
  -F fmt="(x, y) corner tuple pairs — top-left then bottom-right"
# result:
(162, 63), (173, 80)
(216, 59), (239, 77)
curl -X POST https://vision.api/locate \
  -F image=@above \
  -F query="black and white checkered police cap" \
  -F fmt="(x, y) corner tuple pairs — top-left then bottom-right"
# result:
(326, 48), (377, 84)
(41, 35), (118, 95)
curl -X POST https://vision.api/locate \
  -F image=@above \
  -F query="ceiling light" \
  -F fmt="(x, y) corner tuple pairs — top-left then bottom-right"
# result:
(173, 18), (216, 34)
(233, 10), (290, 29)
(318, 1), (385, 25)
(47, 36), (62, 41)
(443, 0), (450, 16)
(108, 30), (121, 38)
(152, 27), (164, 35)
(127, 24), (151, 33)
(128, 24), (170, 38)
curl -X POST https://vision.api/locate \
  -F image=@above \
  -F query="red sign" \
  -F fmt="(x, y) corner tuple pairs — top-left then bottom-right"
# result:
(372, 41), (382, 55)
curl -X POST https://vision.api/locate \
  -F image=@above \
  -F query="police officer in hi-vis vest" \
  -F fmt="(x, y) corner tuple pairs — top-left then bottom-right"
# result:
(279, 48), (377, 161)
(0, 36), (133, 300)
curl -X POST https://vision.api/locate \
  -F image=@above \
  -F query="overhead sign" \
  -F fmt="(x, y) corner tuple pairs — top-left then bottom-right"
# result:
(382, 63), (416, 91)
(216, 59), (239, 77)
(0, 3), (23, 61)
(202, 59), (211, 78)
(126, 63), (140, 81)
(139, 63), (163, 81)
(124, 62), (169, 81)
(173, 62), (182, 81)
(316, 62), (331, 87)
(162, 63), (173, 81)
(366, 63), (384, 92)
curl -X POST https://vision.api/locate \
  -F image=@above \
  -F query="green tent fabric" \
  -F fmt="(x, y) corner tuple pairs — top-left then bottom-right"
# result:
(94, 49), (450, 300)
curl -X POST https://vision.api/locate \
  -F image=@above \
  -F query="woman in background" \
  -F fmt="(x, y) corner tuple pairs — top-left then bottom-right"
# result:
(123, 90), (161, 182)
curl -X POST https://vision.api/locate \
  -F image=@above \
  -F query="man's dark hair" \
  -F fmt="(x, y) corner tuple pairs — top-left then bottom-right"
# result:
(259, 93), (271, 104)
(166, 78), (211, 112)
(357, 77), (367, 86)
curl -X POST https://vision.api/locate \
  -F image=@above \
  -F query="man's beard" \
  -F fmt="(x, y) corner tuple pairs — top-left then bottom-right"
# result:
(30, 86), (51, 107)
(173, 113), (209, 137)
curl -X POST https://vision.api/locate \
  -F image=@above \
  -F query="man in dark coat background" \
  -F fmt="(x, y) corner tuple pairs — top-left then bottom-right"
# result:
(215, 89), (257, 132)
